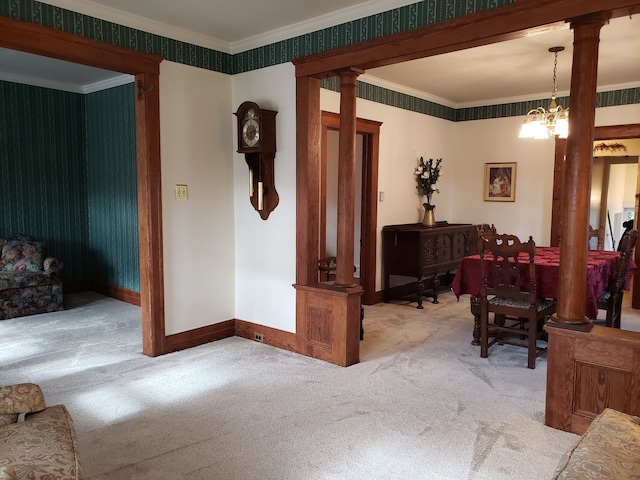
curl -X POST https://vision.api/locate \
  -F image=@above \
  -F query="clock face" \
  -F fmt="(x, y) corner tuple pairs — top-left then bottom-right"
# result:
(242, 117), (260, 147)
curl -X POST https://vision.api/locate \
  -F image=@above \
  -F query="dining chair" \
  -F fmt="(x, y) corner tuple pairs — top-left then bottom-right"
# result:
(476, 223), (497, 236)
(588, 225), (604, 250)
(478, 234), (557, 369)
(596, 229), (638, 328)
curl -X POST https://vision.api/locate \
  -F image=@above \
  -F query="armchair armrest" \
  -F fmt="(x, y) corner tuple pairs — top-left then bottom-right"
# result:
(44, 257), (63, 273)
(0, 383), (47, 415)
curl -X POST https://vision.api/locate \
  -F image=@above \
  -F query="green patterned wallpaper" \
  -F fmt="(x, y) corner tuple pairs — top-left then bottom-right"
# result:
(85, 83), (139, 292)
(1, 0), (638, 121)
(0, 80), (89, 283)
(0, 79), (140, 292)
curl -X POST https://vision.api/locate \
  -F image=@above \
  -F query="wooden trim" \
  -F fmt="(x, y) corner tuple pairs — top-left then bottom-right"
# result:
(321, 111), (381, 305)
(135, 71), (166, 356)
(90, 283), (141, 306)
(0, 18), (165, 357)
(319, 123), (329, 267)
(295, 76), (322, 287)
(0, 16), (161, 75)
(360, 120), (380, 305)
(292, 0), (640, 77)
(62, 280), (92, 294)
(371, 290), (384, 305)
(164, 320), (235, 354)
(235, 319), (298, 352)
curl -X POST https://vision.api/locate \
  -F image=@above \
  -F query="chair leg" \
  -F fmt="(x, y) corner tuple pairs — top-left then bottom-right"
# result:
(480, 307), (489, 359)
(605, 298), (615, 328)
(613, 294), (623, 329)
(527, 316), (537, 369)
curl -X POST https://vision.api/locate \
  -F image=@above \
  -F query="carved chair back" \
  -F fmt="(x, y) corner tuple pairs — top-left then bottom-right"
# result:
(478, 234), (536, 305)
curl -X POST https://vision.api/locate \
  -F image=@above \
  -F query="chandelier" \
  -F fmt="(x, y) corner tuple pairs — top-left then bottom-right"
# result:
(519, 46), (569, 139)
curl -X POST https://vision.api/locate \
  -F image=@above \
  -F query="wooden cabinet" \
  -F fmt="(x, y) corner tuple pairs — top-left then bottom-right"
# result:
(382, 222), (478, 308)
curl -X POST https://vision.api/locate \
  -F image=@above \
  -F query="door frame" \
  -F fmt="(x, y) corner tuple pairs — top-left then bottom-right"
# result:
(551, 123), (640, 308)
(591, 155), (639, 250)
(0, 17), (166, 356)
(320, 111), (381, 305)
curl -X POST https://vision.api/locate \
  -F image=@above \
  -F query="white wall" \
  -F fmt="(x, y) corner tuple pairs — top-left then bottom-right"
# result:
(450, 116), (557, 244)
(160, 61), (235, 335)
(232, 63), (297, 332)
(158, 56), (639, 336)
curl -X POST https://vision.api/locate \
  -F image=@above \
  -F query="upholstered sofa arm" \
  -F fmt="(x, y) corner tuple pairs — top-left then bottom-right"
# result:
(552, 408), (640, 479)
(0, 383), (47, 415)
(44, 256), (63, 273)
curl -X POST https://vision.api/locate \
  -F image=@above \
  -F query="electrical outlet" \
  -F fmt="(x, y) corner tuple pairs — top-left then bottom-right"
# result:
(175, 184), (188, 200)
(254, 333), (263, 342)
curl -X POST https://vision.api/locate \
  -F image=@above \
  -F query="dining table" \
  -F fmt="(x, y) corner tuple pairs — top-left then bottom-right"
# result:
(450, 246), (633, 345)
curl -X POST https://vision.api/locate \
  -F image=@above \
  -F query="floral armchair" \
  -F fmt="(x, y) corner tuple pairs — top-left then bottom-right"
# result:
(0, 235), (64, 320)
(0, 383), (83, 479)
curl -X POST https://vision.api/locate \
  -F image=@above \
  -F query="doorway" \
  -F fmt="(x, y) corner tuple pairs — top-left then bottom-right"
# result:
(0, 17), (165, 356)
(551, 123), (640, 309)
(320, 111), (381, 305)
(590, 155), (639, 251)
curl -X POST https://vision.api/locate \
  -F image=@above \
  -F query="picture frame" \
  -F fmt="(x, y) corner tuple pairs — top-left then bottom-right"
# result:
(484, 162), (516, 202)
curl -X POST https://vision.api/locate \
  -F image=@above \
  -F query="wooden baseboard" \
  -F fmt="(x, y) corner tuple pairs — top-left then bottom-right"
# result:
(164, 320), (236, 354)
(367, 290), (384, 305)
(63, 280), (92, 294)
(91, 282), (141, 306)
(235, 319), (297, 353)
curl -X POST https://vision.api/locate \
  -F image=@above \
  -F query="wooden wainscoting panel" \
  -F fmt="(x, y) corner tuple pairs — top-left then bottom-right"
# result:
(575, 337), (634, 370)
(545, 325), (577, 432)
(574, 362), (631, 419)
(235, 320), (297, 353)
(307, 299), (333, 345)
(295, 283), (362, 366)
(546, 325), (640, 434)
(164, 320), (235, 354)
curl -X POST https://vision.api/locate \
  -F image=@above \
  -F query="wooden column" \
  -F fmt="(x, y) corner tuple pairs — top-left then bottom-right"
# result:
(295, 75), (321, 287)
(335, 68), (363, 287)
(549, 12), (610, 328)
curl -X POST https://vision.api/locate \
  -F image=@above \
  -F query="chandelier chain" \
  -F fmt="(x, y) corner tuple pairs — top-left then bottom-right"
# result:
(552, 51), (558, 98)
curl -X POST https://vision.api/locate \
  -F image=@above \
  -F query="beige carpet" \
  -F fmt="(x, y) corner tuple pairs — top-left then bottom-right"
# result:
(1, 291), (585, 479)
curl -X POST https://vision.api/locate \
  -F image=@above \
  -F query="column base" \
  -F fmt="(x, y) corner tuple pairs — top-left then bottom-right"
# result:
(546, 314), (593, 333)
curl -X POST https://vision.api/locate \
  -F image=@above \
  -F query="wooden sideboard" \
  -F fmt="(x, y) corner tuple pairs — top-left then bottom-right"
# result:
(382, 222), (478, 308)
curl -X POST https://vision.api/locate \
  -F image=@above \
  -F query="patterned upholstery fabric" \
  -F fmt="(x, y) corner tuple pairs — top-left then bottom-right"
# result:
(0, 238), (44, 272)
(0, 384), (83, 480)
(552, 408), (640, 479)
(489, 296), (556, 312)
(0, 237), (63, 320)
(0, 384), (47, 414)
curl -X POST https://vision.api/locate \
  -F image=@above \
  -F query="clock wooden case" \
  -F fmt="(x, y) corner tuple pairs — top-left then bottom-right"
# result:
(234, 101), (279, 220)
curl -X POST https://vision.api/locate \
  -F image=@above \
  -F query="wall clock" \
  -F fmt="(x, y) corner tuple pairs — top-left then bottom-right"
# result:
(234, 101), (279, 219)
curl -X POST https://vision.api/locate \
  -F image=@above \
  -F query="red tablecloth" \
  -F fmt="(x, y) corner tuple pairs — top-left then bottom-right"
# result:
(451, 247), (633, 319)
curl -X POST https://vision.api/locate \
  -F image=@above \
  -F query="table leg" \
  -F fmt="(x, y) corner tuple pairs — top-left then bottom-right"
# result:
(470, 295), (481, 345)
(416, 277), (424, 309)
(432, 271), (441, 304)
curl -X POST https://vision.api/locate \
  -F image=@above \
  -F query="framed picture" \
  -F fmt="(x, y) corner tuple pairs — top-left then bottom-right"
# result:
(484, 162), (516, 202)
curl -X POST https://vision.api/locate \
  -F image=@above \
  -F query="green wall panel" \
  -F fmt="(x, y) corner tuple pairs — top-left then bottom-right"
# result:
(0, 80), (89, 283)
(85, 83), (139, 292)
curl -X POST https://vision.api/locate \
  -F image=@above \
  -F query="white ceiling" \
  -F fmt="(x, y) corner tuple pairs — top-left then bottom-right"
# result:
(1, 0), (639, 106)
